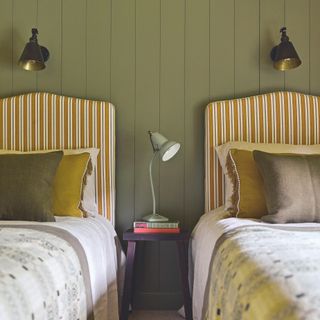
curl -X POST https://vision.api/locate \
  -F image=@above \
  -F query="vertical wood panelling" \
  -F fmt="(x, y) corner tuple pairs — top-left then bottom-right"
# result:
(12, 0), (37, 94)
(61, 0), (86, 97)
(185, 0), (209, 229)
(134, 0), (161, 304)
(0, 0), (13, 96)
(112, 0), (136, 233)
(285, 0), (310, 93)
(37, 0), (62, 93)
(235, 0), (260, 97)
(159, 0), (185, 303)
(86, 0), (111, 100)
(310, 0), (320, 95)
(1, 0), (320, 309)
(210, 0), (234, 101)
(259, 0), (285, 92)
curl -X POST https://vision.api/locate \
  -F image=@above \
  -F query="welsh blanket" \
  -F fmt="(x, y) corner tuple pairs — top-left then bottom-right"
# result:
(204, 226), (320, 320)
(0, 225), (93, 320)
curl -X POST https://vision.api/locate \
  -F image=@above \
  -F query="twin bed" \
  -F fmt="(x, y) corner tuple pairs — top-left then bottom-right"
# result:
(191, 91), (320, 320)
(2, 90), (320, 320)
(0, 93), (123, 320)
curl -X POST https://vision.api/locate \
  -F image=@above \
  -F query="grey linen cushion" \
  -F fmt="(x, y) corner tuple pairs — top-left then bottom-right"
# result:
(253, 150), (320, 223)
(0, 152), (63, 222)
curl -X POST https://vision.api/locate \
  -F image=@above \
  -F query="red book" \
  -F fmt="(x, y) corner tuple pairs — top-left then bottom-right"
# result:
(134, 227), (180, 234)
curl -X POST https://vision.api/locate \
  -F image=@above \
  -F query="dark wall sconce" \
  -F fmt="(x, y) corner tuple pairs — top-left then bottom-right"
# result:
(18, 28), (49, 71)
(270, 27), (301, 71)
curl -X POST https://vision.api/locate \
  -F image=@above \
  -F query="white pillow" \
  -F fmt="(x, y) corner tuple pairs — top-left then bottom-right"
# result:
(215, 142), (320, 211)
(0, 148), (100, 216)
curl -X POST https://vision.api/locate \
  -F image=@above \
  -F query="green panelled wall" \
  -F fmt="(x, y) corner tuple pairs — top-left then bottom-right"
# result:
(1, 0), (319, 309)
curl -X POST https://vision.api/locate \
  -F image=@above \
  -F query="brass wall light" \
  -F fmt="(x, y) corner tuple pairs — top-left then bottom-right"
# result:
(270, 27), (301, 71)
(18, 28), (49, 71)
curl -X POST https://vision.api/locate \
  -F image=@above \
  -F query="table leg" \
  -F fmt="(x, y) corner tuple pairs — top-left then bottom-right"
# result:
(121, 240), (136, 320)
(177, 240), (193, 320)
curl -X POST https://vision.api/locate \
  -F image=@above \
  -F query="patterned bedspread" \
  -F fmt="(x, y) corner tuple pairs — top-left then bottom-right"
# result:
(204, 225), (320, 320)
(0, 225), (93, 320)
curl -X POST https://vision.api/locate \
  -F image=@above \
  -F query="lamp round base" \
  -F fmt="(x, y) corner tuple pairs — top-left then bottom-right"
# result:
(142, 213), (169, 222)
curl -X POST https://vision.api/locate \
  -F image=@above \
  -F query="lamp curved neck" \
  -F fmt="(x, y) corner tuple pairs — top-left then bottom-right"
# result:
(149, 152), (157, 215)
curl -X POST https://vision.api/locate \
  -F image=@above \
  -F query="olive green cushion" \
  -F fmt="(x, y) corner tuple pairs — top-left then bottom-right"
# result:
(253, 150), (320, 223)
(0, 152), (63, 221)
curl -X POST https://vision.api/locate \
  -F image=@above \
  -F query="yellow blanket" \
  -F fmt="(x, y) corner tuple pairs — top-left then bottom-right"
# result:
(204, 226), (320, 320)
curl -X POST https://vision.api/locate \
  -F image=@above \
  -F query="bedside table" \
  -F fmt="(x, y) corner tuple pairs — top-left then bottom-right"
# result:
(121, 229), (192, 320)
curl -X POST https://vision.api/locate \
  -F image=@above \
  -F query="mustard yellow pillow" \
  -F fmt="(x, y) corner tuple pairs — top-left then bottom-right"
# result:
(226, 149), (267, 218)
(53, 153), (90, 217)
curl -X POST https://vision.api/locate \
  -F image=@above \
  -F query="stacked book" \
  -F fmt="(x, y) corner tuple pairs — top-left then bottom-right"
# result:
(133, 220), (180, 233)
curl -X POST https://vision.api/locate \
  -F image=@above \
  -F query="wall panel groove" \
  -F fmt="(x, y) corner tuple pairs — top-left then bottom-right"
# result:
(134, 0), (161, 303)
(310, 0), (320, 95)
(0, 0), (13, 96)
(285, 0), (310, 93)
(159, 0), (185, 300)
(61, 0), (86, 97)
(12, 0), (37, 95)
(37, 0), (62, 94)
(259, 0), (285, 93)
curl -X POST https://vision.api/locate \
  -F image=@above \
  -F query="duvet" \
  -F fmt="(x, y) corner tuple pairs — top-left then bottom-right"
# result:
(0, 225), (92, 320)
(0, 216), (123, 320)
(204, 224), (320, 320)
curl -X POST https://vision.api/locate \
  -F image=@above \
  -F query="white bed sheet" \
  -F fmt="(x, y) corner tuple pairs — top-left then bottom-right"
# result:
(0, 215), (125, 320)
(191, 207), (320, 320)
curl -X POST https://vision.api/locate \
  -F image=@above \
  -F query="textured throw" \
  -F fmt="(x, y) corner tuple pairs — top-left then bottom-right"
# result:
(0, 225), (93, 320)
(204, 225), (320, 320)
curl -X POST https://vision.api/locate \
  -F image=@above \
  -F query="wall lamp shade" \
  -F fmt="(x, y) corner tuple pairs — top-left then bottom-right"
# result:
(271, 27), (301, 71)
(143, 131), (180, 222)
(19, 28), (49, 71)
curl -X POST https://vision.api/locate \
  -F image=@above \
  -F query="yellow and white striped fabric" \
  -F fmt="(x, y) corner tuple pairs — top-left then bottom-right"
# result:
(0, 92), (115, 223)
(205, 91), (320, 213)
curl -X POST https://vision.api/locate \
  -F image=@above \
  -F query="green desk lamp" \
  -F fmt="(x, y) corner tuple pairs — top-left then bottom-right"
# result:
(143, 131), (180, 222)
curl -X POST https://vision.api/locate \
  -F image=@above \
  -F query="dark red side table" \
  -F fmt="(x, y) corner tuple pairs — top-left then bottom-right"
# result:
(121, 229), (192, 320)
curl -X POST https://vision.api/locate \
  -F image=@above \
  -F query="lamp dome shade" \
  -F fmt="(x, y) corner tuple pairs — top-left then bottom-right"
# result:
(160, 141), (180, 161)
(149, 131), (180, 161)
(18, 28), (49, 71)
(271, 27), (301, 71)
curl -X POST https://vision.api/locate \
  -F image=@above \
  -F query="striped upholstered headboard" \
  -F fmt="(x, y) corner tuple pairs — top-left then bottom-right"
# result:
(0, 92), (115, 223)
(205, 91), (320, 213)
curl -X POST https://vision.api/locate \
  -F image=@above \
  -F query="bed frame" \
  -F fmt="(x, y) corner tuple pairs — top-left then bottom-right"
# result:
(0, 92), (115, 223)
(205, 91), (320, 213)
